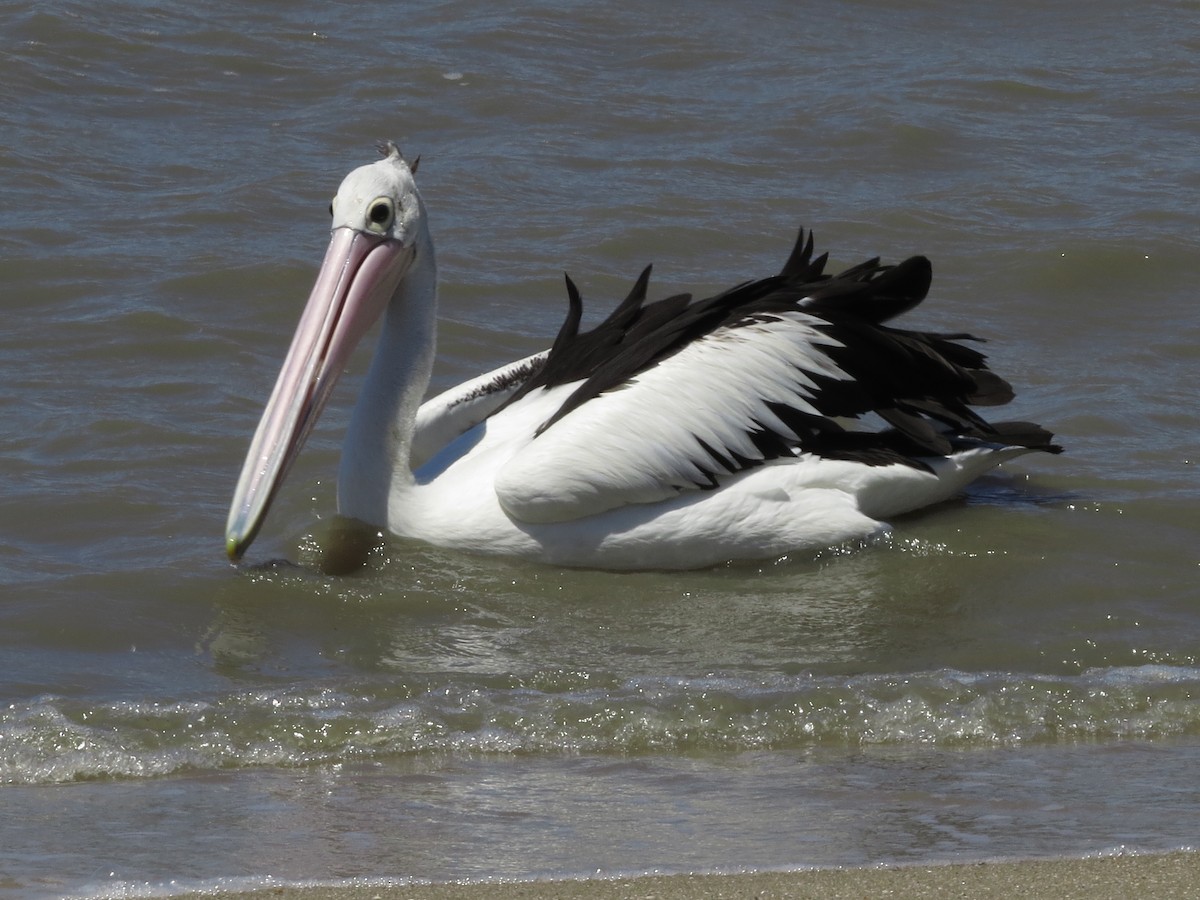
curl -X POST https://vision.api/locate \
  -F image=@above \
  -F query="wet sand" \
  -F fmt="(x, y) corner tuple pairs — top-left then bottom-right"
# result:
(174, 851), (1198, 900)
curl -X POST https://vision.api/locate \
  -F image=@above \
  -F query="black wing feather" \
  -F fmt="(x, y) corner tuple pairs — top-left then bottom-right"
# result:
(504, 227), (1061, 470)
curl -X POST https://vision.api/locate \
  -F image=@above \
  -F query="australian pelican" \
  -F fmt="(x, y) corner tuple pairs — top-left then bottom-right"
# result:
(226, 143), (1060, 570)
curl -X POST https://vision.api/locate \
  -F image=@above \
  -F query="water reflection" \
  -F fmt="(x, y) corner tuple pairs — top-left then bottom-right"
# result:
(202, 518), (1019, 684)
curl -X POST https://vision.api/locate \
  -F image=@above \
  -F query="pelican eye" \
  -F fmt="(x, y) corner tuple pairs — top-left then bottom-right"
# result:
(367, 198), (395, 230)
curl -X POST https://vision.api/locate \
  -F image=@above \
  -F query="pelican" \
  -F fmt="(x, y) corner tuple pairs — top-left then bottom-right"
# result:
(226, 142), (1060, 570)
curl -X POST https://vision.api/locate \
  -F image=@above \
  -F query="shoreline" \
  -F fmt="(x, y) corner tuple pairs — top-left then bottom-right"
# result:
(152, 851), (1199, 900)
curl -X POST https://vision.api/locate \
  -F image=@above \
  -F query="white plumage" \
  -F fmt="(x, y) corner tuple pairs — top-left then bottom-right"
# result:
(493, 311), (849, 523)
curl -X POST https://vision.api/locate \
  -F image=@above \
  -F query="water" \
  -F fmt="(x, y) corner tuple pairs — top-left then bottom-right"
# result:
(2, 0), (1198, 896)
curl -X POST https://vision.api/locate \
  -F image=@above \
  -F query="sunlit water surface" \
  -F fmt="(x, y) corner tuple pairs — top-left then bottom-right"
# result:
(2, 1), (1198, 897)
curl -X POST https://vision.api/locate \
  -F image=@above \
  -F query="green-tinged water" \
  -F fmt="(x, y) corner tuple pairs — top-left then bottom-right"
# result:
(1, 0), (1197, 897)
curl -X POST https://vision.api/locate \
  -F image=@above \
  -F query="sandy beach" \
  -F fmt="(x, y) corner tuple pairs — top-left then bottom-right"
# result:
(172, 852), (1199, 900)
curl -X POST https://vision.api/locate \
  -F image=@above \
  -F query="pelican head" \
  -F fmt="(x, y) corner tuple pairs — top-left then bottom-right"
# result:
(225, 143), (426, 561)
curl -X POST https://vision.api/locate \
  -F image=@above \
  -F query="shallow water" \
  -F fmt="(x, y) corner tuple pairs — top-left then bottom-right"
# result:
(2, 1), (1198, 897)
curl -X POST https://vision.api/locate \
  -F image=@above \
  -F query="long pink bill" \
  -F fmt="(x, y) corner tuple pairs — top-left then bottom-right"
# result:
(225, 228), (412, 561)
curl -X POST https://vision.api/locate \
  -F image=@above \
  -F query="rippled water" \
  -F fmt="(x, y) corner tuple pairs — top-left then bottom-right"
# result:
(2, 1), (1198, 897)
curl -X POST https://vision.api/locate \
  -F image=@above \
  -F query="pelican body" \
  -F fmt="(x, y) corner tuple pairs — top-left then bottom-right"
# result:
(226, 144), (1060, 570)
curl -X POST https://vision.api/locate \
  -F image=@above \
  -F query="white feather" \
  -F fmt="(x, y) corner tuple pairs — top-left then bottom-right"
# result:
(411, 350), (547, 468)
(493, 312), (849, 523)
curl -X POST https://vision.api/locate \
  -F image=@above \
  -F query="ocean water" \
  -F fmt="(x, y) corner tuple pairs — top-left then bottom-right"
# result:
(2, 0), (1198, 896)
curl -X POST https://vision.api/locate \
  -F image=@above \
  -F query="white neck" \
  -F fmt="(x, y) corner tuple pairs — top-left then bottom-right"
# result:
(336, 228), (437, 526)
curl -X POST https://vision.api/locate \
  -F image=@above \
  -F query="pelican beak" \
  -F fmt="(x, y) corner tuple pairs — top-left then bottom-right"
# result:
(226, 227), (413, 561)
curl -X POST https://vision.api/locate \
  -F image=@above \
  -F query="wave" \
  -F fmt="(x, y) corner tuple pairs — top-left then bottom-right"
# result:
(5, 664), (1200, 785)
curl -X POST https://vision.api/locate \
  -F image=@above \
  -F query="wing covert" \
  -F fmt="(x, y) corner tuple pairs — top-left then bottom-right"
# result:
(494, 311), (849, 523)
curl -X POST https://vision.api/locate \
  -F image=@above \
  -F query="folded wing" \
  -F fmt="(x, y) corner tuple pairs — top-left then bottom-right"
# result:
(490, 230), (1058, 524)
